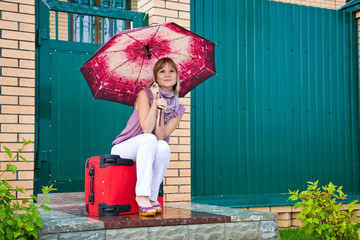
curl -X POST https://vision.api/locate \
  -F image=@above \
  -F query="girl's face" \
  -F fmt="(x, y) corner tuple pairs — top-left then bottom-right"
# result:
(156, 63), (177, 91)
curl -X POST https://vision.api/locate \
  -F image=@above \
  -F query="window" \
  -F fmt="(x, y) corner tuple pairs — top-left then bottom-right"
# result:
(50, 0), (132, 44)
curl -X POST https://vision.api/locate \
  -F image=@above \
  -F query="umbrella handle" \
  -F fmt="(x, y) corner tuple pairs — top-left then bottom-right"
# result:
(159, 109), (162, 127)
(157, 92), (162, 127)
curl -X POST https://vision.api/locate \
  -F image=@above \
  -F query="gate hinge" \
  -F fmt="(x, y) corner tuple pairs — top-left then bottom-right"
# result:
(36, 28), (49, 46)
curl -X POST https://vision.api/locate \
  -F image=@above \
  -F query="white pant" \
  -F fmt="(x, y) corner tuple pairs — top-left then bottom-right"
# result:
(110, 133), (170, 201)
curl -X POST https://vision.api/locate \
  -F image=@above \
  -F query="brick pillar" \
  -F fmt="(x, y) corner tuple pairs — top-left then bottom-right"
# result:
(137, 0), (191, 202)
(0, 0), (35, 200)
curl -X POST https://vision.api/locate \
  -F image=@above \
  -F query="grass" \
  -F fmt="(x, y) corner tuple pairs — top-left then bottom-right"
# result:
(279, 228), (314, 240)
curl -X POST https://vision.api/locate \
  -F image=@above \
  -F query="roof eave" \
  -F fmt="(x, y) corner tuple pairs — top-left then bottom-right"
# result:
(339, 0), (360, 12)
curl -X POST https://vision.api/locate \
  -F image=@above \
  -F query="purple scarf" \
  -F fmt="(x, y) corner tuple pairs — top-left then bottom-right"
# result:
(158, 88), (183, 124)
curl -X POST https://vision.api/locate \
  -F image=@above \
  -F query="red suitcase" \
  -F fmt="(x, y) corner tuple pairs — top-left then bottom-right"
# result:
(85, 155), (138, 216)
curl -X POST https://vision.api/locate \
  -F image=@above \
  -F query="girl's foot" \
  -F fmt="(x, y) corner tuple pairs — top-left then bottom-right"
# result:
(150, 200), (162, 214)
(136, 196), (156, 216)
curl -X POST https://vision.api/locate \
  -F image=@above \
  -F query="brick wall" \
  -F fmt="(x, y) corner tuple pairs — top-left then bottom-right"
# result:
(137, 0), (191, 202)
(243, 203), (360, 228)
(0, 0), (35, 200)
(272, 0), (346, 9)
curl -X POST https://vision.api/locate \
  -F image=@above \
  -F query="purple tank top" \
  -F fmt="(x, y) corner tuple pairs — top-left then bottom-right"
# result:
(112, 88), (185, 145)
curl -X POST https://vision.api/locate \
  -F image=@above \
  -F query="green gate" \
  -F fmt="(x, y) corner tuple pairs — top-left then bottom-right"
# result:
(35, 0), (147, 193)
(191, 0), (360, 206)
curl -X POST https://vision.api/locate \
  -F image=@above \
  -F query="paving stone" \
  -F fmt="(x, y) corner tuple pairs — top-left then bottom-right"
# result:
(40, 217), (104, 235)
(58, 230), (105, 240)
(37, 233), (59, 240)
(149, 225), (188, 240)
(106, 228), (149, 240)
(225, 222), (260, 240)
(39, 209), (79, 220)
(165, 202), (278, 222)
(260, 221), (279, 240)
(189, 223), (225, 240)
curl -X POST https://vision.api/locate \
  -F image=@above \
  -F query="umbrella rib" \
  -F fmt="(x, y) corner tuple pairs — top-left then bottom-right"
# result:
(124, 33), (146, 47)
(134, 54), (147, 89)
(149, 26), (161, 46)
(104, 34), (149, 53)
(93, 84), (102, 99)
(151, 47), (194, 58)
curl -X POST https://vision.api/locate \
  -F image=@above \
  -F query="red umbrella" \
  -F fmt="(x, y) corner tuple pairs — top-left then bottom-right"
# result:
(80, 22), (216, 106)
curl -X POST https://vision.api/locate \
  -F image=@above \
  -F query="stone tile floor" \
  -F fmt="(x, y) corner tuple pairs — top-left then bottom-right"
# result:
(37, 192), (280, 239)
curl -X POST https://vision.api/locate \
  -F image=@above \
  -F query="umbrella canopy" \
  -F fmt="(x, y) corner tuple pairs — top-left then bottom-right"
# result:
(80, 22), (216, 106)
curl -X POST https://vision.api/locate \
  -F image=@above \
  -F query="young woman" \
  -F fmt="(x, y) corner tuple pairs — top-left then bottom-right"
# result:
(111, 57), (185, 216)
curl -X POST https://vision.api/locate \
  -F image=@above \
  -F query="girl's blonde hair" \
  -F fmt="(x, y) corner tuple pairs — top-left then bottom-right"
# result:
(149, 57), (180, 94)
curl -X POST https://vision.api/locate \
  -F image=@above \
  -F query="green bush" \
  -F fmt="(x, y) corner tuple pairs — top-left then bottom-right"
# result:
(288, 180), (360, 240)
(0, 138), (56, 240)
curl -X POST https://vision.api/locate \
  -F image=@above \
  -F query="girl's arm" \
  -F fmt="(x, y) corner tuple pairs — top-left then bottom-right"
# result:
(154, 110), (184, 140)
(135, 90), (158, 133)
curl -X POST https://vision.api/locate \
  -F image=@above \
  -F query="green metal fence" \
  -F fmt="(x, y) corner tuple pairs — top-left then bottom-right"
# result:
(191, 0), (359, 206)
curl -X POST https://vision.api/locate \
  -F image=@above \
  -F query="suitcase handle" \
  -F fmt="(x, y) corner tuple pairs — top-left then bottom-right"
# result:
(100, 155), (134, 168)
(99, 203), (132, 216)
(103, 207), (116, 213)
(88, 166), (95, 205)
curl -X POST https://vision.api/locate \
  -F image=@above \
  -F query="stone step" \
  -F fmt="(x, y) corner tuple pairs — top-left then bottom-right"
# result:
(37, 193), (280, 240)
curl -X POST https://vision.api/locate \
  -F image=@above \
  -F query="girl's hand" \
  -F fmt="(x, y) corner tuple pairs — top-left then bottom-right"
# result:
(157, 98), (167, 111)
(150, 83), (159, 99)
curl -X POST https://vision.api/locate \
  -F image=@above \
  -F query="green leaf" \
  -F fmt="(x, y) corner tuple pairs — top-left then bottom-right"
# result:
(39, 205), (51, 211)
(34, 210), (40, 218)
(13, 232), (22, 238)
(19, 155), (28, 163)
(294, 202), (301, 209)
(6, 219), (15, 226)
(25, 222), (34, 232)
(42, 184), (57, 193)
(29, 202), (36, 211)
(30, 230), (38, 238)
(22, 138), (33, 146)
(3, 146), (12, 158)
(6, 164), (17, 174)
(36, 217), (43, 228)
(43, 198), (51, 205)
(30, 194), (37, 202)
(16, 219), (24, 228)
(288, 195), (298, 201)
(15, 186), (25, 193)
(5, 229), (14, 239)
(316, 227), (322, 235)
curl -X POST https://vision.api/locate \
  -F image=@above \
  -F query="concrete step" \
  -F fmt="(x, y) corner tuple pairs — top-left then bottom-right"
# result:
(37, 192), (280, 240)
